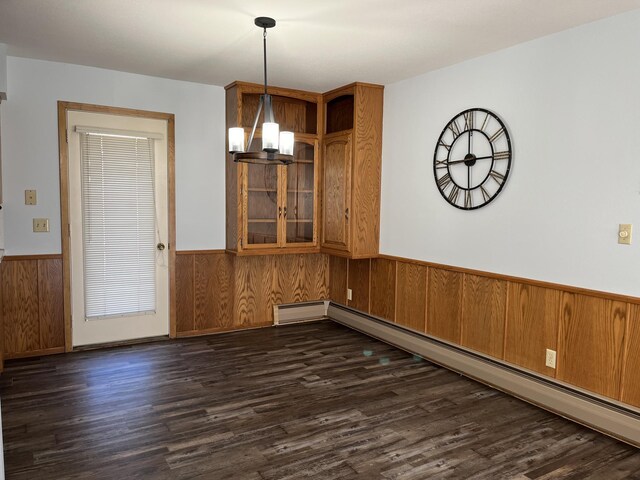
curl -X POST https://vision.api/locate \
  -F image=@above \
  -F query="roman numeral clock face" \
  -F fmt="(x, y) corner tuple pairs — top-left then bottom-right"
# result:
(433, 108), (512, 210)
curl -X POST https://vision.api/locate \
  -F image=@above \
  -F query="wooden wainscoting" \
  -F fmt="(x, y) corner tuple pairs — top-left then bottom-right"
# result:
(0, 255), (65, 360)
(175, 251), (330, 336)
(333, 253), (640, 409)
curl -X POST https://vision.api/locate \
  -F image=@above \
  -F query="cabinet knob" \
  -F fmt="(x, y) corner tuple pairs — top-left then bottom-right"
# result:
(283, 206), (287, 218)
(278, 206), (282, 218)
(345, 208), (350, 220)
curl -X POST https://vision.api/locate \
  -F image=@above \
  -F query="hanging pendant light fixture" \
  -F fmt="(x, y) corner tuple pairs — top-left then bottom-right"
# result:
(228, 17), (294, 165)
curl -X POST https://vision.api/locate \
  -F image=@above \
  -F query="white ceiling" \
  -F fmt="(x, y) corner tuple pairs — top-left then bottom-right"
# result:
(1, 0), (640, 92)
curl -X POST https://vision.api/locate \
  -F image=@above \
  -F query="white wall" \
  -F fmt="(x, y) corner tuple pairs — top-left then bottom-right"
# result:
(0, 57), (226, 254)
(381, 10), (640, 297)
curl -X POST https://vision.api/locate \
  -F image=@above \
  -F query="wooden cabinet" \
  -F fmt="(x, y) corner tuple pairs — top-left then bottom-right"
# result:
(320, 83), (383, 259)
(226, 82), (322, 255)
(321, 133), (352, 252)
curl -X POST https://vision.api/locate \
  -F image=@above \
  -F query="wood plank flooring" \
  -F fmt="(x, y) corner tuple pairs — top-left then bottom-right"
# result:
(1, 320), (639, 479)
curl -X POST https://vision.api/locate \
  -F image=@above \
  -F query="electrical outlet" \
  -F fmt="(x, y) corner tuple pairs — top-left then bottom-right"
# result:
(545, 348), (557, 369)
(25, 189), (37, 205)
(347, 288), (353, 301)
(33, 218), (49, 232)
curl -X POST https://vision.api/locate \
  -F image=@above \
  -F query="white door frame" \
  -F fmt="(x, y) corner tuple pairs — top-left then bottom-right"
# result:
(58, 102), (176, 351)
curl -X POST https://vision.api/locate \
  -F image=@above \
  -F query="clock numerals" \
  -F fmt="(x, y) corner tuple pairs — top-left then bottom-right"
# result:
(489, 169), (505, 184)
(437, 173), (452, 190)
(464, 190), (473, 209)
(435, 159), (448, 170)
(447, 119), (461, 137)
(480, 112), (491, 132)
(480, 185), (491, 203)
(464, 110), (474, 131)
(448, 185), (460, 204)
(438, 140), (451, 151)
(489, 127), (505, 144)
(493, 150), (510, 161)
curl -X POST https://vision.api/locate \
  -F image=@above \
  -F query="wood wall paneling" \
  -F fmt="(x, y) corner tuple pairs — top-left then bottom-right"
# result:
(195, 253), (234, 331)
(2, 260), (41, 354)
(301, 254), (330, 301)
(234, 255), (275, 328)
(175, 254), (195, 333)
(329, 255), (348, 305)
(427, 268), (463, 343)
(347, 259), (371, 313)
(505, 282), (560, 377)
(273, 255), (306, 305)
(619, 305), (640, 407)
(369, 258), (396, 321)
(37, 259), (65, 349)
(395, 261), (427, 333)
(557, 293), (626, 399)
(460, 274), (507, 359)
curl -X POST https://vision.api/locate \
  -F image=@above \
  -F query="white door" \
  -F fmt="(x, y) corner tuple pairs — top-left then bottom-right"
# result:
(67, 111), (169, 346)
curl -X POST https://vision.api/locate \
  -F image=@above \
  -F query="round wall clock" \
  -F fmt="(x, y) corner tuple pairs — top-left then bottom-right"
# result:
(433, 108), (512, 210)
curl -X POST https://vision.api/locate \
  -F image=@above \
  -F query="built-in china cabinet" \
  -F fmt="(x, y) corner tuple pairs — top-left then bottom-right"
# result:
(224, 81), (383, 259)
(225, 82), (322, 255)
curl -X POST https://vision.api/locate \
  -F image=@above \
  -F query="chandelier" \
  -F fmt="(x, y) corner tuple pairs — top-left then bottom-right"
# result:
(228, 17), (294, 165)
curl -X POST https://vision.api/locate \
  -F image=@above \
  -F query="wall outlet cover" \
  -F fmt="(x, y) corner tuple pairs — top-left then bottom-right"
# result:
(545, 348), (557, 369)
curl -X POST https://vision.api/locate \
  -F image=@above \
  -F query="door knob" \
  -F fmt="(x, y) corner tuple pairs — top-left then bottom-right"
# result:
(157, 242), (166, 251)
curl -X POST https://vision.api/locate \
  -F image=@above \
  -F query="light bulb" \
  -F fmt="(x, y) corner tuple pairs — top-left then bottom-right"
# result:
(228, 127), (245, 153)
(279, 132), (294, 156)
(262, 122), (279, 152)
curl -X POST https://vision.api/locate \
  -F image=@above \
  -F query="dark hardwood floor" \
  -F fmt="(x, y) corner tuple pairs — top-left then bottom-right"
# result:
(1, 320), (639, 479)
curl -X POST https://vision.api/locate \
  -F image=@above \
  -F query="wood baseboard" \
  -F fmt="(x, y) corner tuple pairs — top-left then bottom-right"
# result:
(4, 347), (65, 360)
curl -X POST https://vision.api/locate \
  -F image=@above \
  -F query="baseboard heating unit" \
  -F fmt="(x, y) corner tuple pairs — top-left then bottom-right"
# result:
(327, 303), (640, 448)
(273, 301), (329, 326)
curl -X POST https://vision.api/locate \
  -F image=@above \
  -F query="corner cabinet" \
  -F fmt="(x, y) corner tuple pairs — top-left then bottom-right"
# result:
(321, 83), (384, 259)
(225, 82), (322, 255)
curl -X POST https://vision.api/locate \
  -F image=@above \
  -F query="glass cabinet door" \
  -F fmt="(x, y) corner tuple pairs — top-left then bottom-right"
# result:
(285, 140), (317, 245)
(245, 161), (279, 247)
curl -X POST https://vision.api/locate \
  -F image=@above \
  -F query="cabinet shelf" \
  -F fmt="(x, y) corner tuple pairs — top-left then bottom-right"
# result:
(248, 219), (277, 223)
(248, 188), (277, 193)
(287, 219), (313, 223)
(287, 189), (313, 194)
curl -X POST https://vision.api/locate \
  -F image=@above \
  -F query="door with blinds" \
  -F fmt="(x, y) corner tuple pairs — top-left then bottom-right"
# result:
(67, 111), (169, 346)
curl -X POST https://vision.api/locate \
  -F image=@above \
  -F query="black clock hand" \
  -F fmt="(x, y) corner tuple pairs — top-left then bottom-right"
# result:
(447, 154), (494, 165)
(467, 164), (470, 189)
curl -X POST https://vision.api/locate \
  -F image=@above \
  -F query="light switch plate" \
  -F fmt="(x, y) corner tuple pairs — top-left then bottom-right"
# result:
(33, 218), (49, 232)
(25, 189), (37, 205)
(618, 224), (632, 245)
(347, 288), (353, 301)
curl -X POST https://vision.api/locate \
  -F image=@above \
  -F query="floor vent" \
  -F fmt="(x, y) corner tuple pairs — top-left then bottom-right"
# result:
(328, 303), (640, 448)
(274, 301), (329, 326)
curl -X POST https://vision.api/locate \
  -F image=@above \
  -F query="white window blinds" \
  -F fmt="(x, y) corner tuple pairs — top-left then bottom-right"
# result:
(80, 132), (157, 319)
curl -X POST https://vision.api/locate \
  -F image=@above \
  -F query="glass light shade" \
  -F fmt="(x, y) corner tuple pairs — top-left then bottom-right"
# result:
(262, 122), (279, 152)
(279, 131), (294, 156)
(228, 127), (245, 153)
